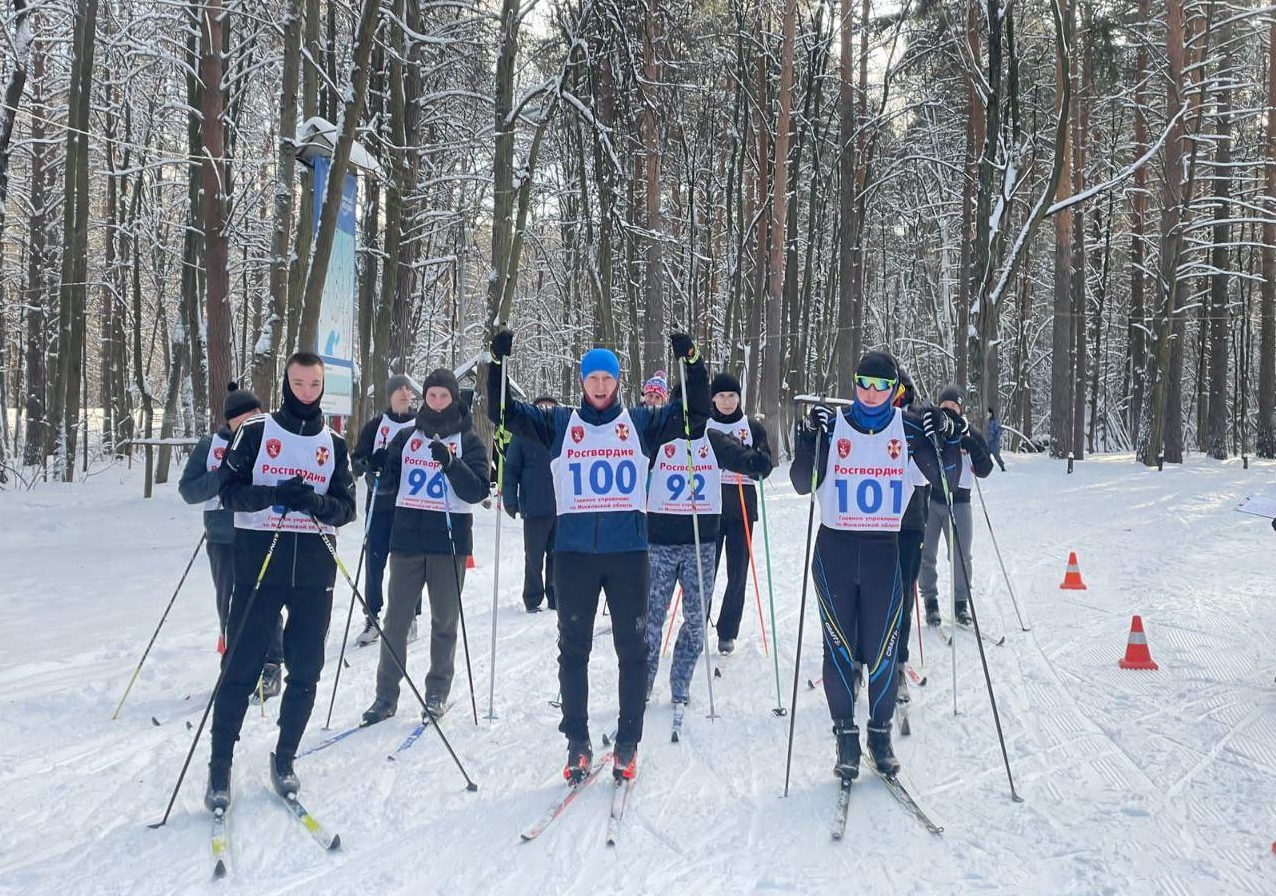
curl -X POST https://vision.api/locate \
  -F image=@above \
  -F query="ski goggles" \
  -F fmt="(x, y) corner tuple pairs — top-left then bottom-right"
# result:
(853, 374), (898, 392)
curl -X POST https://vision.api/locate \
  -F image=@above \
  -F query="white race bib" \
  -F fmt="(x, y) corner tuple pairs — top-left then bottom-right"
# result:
(234, 415), (337, 535)
(815, 407), (911, 533)
(647, 436), (723, 516)
(204, 433), (229, 511)
(394, 430), (473, 515)
(958, 450), (974, 489)
(706, 418), (755, 486)
(374, 413), (416, 452)
(552, 409), (649, 516)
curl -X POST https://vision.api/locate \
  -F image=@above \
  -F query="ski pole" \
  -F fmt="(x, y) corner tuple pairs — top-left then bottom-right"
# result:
(679, 357), (717, 721)
(485, 362), (508, 722)
(913, 582), (924, 668)
(757, 479), (786, 716)
(931, 432), (1022, 803)
(149, 514), (289, 829)
(973, 475), (1029, 631)
(440, 456), (480, 726)
(323, 470), (381, 729)
(309, 514), (479, 791)
(113, 531), (207, 720)
(784, 400), (825, 797)
(737, 481), (770, 657)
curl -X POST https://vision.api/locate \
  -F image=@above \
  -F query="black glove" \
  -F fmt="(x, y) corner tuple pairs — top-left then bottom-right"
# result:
(429, 439), (453, 469)
(504, 502), (519, 520)
(943, 407), (971, 437)
(369, 448), (388, 474)
(808, 404), (835, 433)
(921, 407), (953, 440)
(748, 452), (771, 476)
(491, 328), (514, 363)
(669, 332), (697, 362)
(275, 475), (317, 512)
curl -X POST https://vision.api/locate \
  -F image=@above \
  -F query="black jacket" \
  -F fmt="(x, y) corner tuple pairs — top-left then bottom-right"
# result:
(502, 434), (556, 520)
(710, 411), (774, 522)
(377, 405), (490, 556)
(928, 423), (994, 505)
(790, 407), (944, 528)
(648, 426), (773, 545)
(219, 409), (357, 589)
(351, 409), (415, 508)
(489, 354), (710, 554)
(179, 429), (236, 545)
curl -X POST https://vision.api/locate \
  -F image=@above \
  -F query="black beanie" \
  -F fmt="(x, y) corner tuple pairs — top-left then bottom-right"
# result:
(386, 373), (415, 397)
(223, 382), (262, 421)
(422, 367), (461, 402)
(711, 372), (742, 397)
(855, 351), (898, 381)
(938, 384), (964, 407)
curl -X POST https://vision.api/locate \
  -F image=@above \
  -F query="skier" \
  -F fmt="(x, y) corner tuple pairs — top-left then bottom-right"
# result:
(987, 407), (1007, 471)
(645, 382), (772, 710)
(920, 385), (994, 628)
(790, 351), (951, 780)
(503, 395), (561, 612)
(349, 374), (419, 646)
(704, 372), (773, 655)
(361, 368), (490, 725)
(205, 352), (357, 810)
(642, 371), (669, 409)
(488, 328), (709, 782)
(180, 383), (286, 699)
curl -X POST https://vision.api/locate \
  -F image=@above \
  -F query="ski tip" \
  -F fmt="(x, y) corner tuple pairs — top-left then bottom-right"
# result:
(151, 716), (161, 727)
(328, 833), (342, 850)
(806, 679), (816, 689)
(342, 658), (351, 669)
(186, 721), (194, 731)
(213, 859), (228, 878)
(671, 732), (679, 743)
(714, 667), (722, 679)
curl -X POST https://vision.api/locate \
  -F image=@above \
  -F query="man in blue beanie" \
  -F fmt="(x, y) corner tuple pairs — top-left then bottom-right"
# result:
(488, 328), (709, 785)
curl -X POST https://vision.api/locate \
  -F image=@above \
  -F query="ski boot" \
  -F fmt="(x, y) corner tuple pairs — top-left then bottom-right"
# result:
(362, 698), (396, 726)
(717, 638), (736, 656)
(354, 618), (380, 647)
(924, 599), (942, 628)
(270, 752), (300, 797)
(896, 666), (911, 706)
(204, 760), (232, 812)
(260, 663), (282, 699)
(613, 742), (638, 781)
(423, 694), (448, 723)
(866, 725), (901, 777)
(832, 721), (861, 781)
(564, 738), (593, 784)
(955, 602), (972, 626)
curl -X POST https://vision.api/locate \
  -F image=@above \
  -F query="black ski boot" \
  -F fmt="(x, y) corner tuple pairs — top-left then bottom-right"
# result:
(270, 752), (300, 797)
(832, 721), (861, 781)
(564, 737), (593, 784)
(362, 698), (396, 726)
(866, 725), (901, 776)
(613, 742), (638, 781)
(924, 599), (942, 628)
(424, 694), (448, 722)
(260, 663), (282, 698)
(955, 602), (972, 626)
(204, 760), (232, 812)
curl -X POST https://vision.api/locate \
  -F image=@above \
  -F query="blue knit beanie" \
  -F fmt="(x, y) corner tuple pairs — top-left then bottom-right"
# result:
(580, 348), (621, 381)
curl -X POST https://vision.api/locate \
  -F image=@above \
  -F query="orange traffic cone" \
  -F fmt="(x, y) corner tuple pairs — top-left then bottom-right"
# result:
(1118, 615), (1159, 670)
(1059, 551), (1087, 590)
(466, 555), (476, 570)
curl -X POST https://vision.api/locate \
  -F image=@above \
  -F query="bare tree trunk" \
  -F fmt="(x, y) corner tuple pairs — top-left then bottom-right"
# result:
(22, 40), (48, 466)
(200, 0), (232, 427)
(252, 0), (301, 397)
(1049, 0), (1074, 458)
(286, 0), (322, 354)
(0, 0), (32, 236)
(833, 0), (856, 387)
(641, 0), (664, 376)
(1127, 0), (1151, 444)
(760, 0), (796, 434)
(1204, 31), (1234, 460)
(297, 0), (381, 353)
(1070, 3), (1090, 460)
(372, 0), (407, 408)
(1257, 14), (1276, 458)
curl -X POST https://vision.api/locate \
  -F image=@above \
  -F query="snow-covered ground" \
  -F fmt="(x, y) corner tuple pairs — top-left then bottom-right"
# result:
(2, 452), (1275, 896)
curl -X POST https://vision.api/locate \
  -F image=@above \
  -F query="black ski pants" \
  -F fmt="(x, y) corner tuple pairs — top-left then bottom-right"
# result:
(812, 527), (903, 729)
(554, 551), (649, 746)
(210, 583), (333, 763)
(897, 527), (924, 665)
(712, 516), (751, 641)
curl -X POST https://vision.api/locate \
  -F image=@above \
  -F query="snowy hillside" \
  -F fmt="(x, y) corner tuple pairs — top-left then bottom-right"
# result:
(1, 453), (1274, 895)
